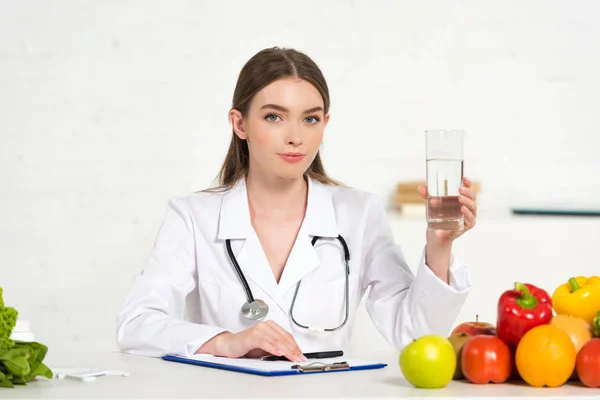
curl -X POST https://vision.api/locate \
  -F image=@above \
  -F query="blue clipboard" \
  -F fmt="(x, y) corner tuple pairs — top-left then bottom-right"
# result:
(162, 354), (387, 377)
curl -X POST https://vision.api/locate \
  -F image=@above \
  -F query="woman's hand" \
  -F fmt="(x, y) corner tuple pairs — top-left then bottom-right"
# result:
(418, 176), (478, 245)
(195, 320), (307, 362)
(417, 177), (477, 283)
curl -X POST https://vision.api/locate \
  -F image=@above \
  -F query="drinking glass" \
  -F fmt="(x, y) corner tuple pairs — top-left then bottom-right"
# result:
(425, 129), (465, 231)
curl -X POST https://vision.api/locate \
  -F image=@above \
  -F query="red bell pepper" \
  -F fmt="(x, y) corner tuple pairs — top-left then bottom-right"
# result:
(496, 282), (553, 348)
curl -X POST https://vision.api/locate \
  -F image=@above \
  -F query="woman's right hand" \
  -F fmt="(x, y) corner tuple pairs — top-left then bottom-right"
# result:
(195, 320), (307, 362)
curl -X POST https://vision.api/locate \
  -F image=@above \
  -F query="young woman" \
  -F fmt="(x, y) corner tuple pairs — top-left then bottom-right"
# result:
(116, 47), (477, 363)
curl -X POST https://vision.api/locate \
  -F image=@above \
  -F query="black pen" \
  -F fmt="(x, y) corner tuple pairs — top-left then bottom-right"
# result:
(262, 350), (343, 361)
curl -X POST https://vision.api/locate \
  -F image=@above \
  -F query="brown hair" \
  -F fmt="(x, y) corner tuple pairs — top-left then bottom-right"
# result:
(213, 46), (341, 190)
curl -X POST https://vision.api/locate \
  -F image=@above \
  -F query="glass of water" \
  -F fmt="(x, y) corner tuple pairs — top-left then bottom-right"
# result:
(425, 129), (465, 231)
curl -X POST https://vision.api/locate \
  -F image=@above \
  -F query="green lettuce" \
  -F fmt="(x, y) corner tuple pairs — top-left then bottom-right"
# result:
(0, 288), (53, 388)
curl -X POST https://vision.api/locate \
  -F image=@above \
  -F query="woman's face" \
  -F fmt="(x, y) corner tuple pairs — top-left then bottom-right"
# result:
(230, 77), (329, 181)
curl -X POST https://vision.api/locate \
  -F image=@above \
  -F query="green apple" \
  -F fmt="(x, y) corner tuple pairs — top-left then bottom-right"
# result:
(399, 334), (456, 388)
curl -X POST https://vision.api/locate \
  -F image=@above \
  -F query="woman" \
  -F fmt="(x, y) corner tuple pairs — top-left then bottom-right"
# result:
(116, 47), (477, 363)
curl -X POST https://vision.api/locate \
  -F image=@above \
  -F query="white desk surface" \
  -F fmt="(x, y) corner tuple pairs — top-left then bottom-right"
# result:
(2, 350), (598, 399)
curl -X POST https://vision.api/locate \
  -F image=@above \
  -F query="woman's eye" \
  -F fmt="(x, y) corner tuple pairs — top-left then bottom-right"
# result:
(305, 116), (320, 124)
(265, 114), (281, 122)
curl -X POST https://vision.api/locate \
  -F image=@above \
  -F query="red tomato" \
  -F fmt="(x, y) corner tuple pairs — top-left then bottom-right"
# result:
(576, 338), (600, 388)
(461, 335), (512, 384)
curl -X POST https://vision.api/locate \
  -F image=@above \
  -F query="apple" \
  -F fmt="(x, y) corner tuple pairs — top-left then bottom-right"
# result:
(452, 315), (497, 337)
(447, 332), (472, 380)
(576, 338), (600, 388)
(400, 334), (456, 388)
(461, 335), (512, 384)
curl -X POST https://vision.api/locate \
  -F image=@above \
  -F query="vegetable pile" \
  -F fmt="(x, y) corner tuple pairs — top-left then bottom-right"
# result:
(0, 288), (53, 388)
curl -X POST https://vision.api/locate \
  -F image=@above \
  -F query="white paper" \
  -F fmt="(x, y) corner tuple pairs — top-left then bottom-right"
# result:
(172, 354), (382, 372)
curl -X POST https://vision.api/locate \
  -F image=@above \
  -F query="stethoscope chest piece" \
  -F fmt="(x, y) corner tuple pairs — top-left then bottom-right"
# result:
(242, 299), (269, 320)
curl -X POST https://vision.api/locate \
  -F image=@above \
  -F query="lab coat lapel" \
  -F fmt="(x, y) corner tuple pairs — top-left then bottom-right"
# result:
(276, 226), (320, 300)
(217, 178), (279, 302)
(277, 178), (339, 298)
(237, 231), (280, 302)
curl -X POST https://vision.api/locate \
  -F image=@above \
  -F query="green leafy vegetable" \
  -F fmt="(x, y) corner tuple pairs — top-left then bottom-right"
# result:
(0, 288), (17, 353)
(0, 287), (53, 388)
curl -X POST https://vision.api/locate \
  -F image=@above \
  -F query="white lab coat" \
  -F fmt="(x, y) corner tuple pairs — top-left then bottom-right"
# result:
(116, 177), (471, 358)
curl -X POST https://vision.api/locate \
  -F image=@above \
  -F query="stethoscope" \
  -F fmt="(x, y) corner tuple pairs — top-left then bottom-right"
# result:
(225, 235), (350, 333)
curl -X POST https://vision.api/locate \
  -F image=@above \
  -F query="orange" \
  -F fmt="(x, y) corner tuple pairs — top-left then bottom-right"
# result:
(515, 324), (577, 387)
(550, 314), (593, 353)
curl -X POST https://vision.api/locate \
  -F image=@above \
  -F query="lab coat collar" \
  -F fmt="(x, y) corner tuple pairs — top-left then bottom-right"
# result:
(217, 178), (252, 240)
(217, 175), (339, 240)
(303, 176), (339, 238)
(216, 175), (340, 308)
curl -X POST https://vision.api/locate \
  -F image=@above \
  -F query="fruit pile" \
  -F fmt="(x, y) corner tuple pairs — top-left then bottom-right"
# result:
(400, 275), (600, 389)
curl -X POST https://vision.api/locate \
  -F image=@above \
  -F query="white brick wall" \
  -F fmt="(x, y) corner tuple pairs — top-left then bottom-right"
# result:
(1, 0), (599, 354)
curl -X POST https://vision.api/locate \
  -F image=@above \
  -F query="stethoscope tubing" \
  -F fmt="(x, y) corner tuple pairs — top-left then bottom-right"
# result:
(289, 235), (350, 332)
(225, 239), (255, 303)
(225, 234), (351, 331)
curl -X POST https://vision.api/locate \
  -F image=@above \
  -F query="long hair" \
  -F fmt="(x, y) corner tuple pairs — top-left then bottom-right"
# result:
(214, 47), (341, 189)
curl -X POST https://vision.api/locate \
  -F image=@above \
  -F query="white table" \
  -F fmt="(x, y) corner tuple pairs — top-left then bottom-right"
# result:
(2, 350), (598, 399)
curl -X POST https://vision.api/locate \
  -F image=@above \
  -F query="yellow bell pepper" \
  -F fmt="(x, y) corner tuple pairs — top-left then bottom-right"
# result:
(552, 276), (600, 326)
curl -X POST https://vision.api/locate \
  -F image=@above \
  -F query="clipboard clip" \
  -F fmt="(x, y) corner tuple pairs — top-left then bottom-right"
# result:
(291, 361), (350, 373)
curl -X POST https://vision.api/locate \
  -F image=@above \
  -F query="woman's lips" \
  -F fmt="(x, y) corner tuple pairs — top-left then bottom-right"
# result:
(278, 153), (306, 163)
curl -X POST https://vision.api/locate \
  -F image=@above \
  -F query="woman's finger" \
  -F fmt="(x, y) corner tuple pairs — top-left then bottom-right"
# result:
(458, 194), (477, 216)
(250, 325), (295, 361)
(461, 205), (476, 229)
(253, 333), (290, 361)
(266, 320), (304, 359)
(418, 185), (427, 200)
(258, 322), (304, 362)
(459, 186), (476, 201)
(245, 348), (270, 359)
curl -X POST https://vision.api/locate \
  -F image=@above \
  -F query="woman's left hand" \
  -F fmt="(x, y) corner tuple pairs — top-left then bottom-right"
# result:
(418, 177), (478, 245)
